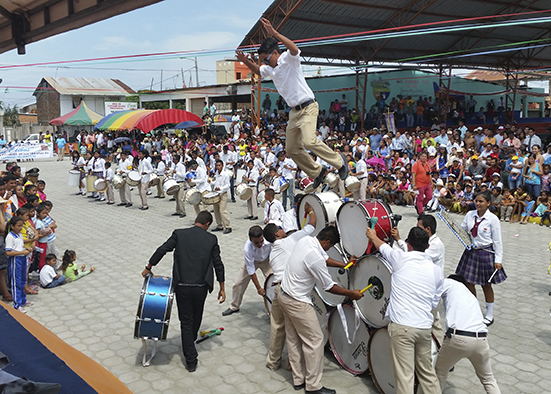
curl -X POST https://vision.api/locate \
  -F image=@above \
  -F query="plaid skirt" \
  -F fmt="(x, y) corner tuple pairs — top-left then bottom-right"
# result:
(455, 245), (507, 285)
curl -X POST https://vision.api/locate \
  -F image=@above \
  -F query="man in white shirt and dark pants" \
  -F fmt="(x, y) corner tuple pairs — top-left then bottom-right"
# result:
(279, 226), (363, 394)
(434, 274), (501, 393)
(210, 160), (232, 234)
(366, 226), (443, 394)
(222, 226), (272, 316)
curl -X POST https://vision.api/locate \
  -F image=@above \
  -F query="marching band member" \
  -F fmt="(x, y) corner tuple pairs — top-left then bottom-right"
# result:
(104, 162), (115, 205)
(243, 160), (259, 220)
(138, 150), (153, 211)
(154, 155), (167, 199)
(264, 146), (276, 168)
(90, 151), (106, 201)
(264, 189), (285, 225)
(117, 151), (133, 207)
(220, 145), (237, 203)
(277, 152), (296, 210)
(210, 160), (232, 234)
(71, 151), (86, 196)
(352, 151), (367, 201)
(265, 167), (281, 201)
(281, 193), (302, 234)
(189, 160), (210, 215)
(172, 155), (187, 218)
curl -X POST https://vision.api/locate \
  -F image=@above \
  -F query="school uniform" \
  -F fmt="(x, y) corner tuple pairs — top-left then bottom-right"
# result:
(193, 166), (210, 215)
(278, 158), (297, 210)
(6, 231), (27, 309)
(155, 160), (167, 198)
(173, 162), (187, 215)
(73, 157), (86, 194)
(91, 157), (106, 201)
(105, 167), (115, 204)
(212, 170), (231, 231)
(269, 175), (281, 201)
(353, 159), (368, 201)
(264, 199), (285, 225)
(138, 158), (153, 208)
(118, 157), (133, 205)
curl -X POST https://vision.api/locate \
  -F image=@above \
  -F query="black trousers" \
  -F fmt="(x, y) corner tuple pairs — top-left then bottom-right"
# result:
(175, 285), (208, 366)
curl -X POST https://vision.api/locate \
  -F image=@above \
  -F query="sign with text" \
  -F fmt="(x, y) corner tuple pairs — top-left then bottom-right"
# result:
(104, 101), (138, 115)
(0, 142), (53, 161)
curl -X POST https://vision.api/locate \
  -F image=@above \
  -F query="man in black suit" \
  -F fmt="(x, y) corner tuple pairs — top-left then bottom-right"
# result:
(143, 211), (225, 372)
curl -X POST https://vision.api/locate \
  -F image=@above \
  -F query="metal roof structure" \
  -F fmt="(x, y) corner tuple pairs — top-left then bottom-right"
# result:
(33, 77), (135, 97)
(0, 0), (162, 55)
(240, 0), (551, 71)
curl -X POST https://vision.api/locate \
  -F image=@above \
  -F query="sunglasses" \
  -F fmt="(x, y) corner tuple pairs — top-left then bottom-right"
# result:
(263, 51), (275, 65)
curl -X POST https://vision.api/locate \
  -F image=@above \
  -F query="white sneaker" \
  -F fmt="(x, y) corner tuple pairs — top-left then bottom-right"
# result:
(24, 301), (34, 307)
(17, 306), (27, 314)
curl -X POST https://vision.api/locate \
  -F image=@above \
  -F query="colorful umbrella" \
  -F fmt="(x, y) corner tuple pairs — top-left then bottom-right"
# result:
(213, 115), (230, 122)
(94, 110), (133, 131)
(49, 101), (103, 126)
(95, 109), (202, 133)
(174, 120), (200, 129)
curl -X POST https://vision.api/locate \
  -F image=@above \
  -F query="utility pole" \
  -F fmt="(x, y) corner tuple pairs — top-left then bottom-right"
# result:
(195, 57), (199, 87)
(181, 68), (185, 88)
(160, 69), (163, 91)
(150, 77), (154, 91)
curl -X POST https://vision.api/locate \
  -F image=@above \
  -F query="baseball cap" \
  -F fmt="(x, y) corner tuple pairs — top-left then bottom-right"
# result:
(471, 156), (479, 160)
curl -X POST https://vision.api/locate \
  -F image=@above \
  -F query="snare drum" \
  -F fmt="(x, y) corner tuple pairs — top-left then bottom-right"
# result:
(257, 189), (267, 208)
(68, 170), (81, 187)
(310, 290), (330, 346)
(86, 175), (97, 192)
(328, 305), (370, 375)
(299, 177), (314, 193)
(202, 191), (221, 205)
(350, 254), (392, 328)
(314, 245), (349, 307)
(336, 199), (394, 257)
(324, 172), (339, 188)
(111, 174), (125, 189)
(223, 168), (234, 179)
(279, 177), (289, 192)
(236, 183), (253, 200)
(149, 173), (159, 187)
(186, 187), (202, 205)
(163, 177), (180, 196)
(297, 191), (342, 236)
(185, 171), (196, 186)
(93, 178), (108, 192)
(345, 176), (361, 192)
(134, 275), (174, 340)
(368, 327), (396, 394)
(263, 273), (276, 315)
(126, 170), (141, 186)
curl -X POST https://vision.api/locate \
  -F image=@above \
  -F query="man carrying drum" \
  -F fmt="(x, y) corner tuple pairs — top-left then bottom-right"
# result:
(171, 154), (187, 218)
(210, 160), (232, 235)
(243, 160), (259, 221)
(117, 150), (133, 208)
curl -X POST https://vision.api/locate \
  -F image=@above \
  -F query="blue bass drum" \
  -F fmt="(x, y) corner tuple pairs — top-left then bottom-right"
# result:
(134, 275), (174, 340)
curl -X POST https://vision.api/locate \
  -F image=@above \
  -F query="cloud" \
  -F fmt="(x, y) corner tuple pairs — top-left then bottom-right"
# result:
(93, 36), (153, 52)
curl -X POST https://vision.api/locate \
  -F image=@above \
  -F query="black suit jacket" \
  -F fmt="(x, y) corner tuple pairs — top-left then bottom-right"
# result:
(149, 226), (224, 292)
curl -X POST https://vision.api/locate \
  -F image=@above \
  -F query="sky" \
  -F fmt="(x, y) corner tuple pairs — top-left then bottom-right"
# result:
(0, 0), (273, 108)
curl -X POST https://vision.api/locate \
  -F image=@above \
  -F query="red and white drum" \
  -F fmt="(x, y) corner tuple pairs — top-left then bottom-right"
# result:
(299, 177), (314, 193)
(328, 304), (370, 375)
(336, 199), (394, 257)
(314, 245), (349, 307)
(297, 191), (342, 236)
(310, 290), (330, 346)
(350, 254), (392, 328)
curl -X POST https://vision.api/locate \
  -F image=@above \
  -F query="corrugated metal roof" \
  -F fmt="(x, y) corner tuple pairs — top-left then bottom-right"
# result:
(240, 0), (551, 70)
(34, 77), (135, 96)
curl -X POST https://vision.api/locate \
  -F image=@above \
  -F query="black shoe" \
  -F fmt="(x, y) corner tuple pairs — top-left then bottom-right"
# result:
(172, 213), (180, 216)
(483, 317), (494, 326)
(169, 198), (175, 201)
(154, 196), (161, 198)
(306, 387), (336, 394)
(312, 166), (328, 189)
(107, 202), (115, 205)
(222, 308), (239, 316)
(223, 228), (232, 234)
(75, 192), (82, 195)
(293, 383), (305, 391)
(250, 216), (258, 220)
(158, 196), (165, 199)
(244, 216), (253, 219)
(125, 203), (133, 207)
(87, 195), (96, 198)
(212, 227), (224, 232)
(117, 203), (126, 206)
(140, 206), (149, 210)
(337, 153), (349, 180)
(186, 363), (197, 373)
(180, 214), (187, 218)
(231, 199), (236, 203)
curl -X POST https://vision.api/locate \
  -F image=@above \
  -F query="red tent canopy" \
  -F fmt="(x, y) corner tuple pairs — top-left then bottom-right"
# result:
(133, 109), (202, 133)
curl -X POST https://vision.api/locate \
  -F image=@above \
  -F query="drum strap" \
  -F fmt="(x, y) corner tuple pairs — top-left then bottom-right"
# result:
(337, 304), (361, 345)
(141, 338), (157, 367)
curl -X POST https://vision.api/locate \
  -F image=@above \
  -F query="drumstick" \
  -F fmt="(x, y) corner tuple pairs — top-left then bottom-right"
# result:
(196, 329), (222, 344)
(360, 284), (373, 293)
(263, 294), (273, 304)
(487, 269), (498, 283)
(200, 327), (224, 337)
(302, 211), (308, 228)
(338, 260), (356, 275)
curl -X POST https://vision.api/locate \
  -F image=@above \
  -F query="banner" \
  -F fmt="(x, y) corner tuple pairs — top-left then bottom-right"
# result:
(0, 143), (53, 161)
(104, 101), (138, 115)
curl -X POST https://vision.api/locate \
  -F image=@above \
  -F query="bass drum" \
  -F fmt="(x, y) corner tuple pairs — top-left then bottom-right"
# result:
(257, 189), (267, 208)
(263, 273), (276, 315)
(134, 275), (174, 340)
(186, 187), (202, 205)
(368, 327), (396, 394)
(350, 254), (392, 328)
(111, 174), (125, 189)
(202, 192), (221, 205)
(297, 191), (342, 236)
(236, 183), (253, 201)
(314, 245), (349, 307)
(310, 290), (330, 346)
(93, 178), (108, 192)
(328, 304), (370, 375)
(86, 175), (97, 192)
(149, 173), (159, 187)
(163, 177), (180, 196)
(126, 170), (141, 186)
(337, 199), (394, 257)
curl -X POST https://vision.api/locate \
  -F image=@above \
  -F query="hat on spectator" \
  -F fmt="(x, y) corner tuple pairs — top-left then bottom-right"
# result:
(27, 168), (40, 177)
(447, 130), (453, 134)
(498, 126), (504, 130)
(436, 179), (444, 186)
(464, 175), (472, 181)
(471, 155), (479, 160)
(512, 155), (519, 160)
(474, 175), (483, 180)
(448, 173), (457, 178)
(492, 173), (501, 178)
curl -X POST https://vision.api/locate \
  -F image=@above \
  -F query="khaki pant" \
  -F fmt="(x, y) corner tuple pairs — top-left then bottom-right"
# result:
(156, 174), (166, 197)
(106, 183), (115, 203)
(213, 192), (230, 229)
(229, 258), (271, 311)
(286, 102), (342, 179)
(119, 182), (132, 204)
(353, 177), (368, 201)
(388, 322), (441, 394)
(176, 184), (186, 215)
(500, 205), (513, 220)
(431, 301), (445, 347)
(138, 182), (148, 207)
(332, 179), (345, 198)
(435, 334), (501, 394)
(266, 284), (286, 370)
(247, 189), (258, 217)
(278, 291), (324, 391)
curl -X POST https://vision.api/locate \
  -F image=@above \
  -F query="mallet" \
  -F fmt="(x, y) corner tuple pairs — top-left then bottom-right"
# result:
(196, 329), (222, 344)
(199, 327), (224, 337)
(338, 259), (356, 275)
(360, 284), (373, 293)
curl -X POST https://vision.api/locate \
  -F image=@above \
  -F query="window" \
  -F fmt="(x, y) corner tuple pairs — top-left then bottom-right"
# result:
(236, 72), (241, 80)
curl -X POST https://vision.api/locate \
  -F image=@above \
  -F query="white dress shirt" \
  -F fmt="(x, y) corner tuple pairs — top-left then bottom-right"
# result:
(279, 158), (297, 180)
(379, 243), (444, 329)
(118, 157), (133, 175)
(269, 176), (281, 193)
(156, 160), (166, 176)
(245, 168), (259, 187)
(354, 159), (367, 179)
(400, 235), (445, 272)
(213, 170), (230, 193)
(138, 158), (153, 183)
(460, 209), (503, 264)
(270, 224), (315, 283)
(174, 162), (186, 182)
(91, 157), (106, 176)
(264, 152), (276, 168)
(244, 239), (272, 275)
(264, 199), (285, 224)
(281, 236), (335, 304)
(281, 209), (298, 233)
(441, 278), (487, 333)
(194, 166), (210, 193)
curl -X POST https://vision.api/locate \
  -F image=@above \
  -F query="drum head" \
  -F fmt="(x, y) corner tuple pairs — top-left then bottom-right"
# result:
(134, 275), (174, 341)
(368, 328), (397, 394)
(351, 255), (392, 328)
(314, 245), (348, 307)
(264, 273), (276, 314)
(297, 191), (342, 236)
(328, 305), (370, 375)
(240, 186), (252, 201)
(310, 290), (330, 346)
(186, 188), (201, 205)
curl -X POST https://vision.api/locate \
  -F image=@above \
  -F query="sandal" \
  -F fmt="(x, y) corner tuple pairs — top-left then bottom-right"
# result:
(25, 289), (39, 295)
(2, 295), (13, 302)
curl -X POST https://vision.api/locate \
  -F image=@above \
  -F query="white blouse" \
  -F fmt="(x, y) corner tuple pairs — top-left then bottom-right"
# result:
(460, 209), (503, 264)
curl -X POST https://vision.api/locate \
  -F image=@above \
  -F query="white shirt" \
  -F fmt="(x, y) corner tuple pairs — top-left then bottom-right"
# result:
(279, 158), (297, 180)
(5, 232), (23, 252)
(105, 168), (115, 181)
(244, 239), (272, 275)
(264, 199), (285, 224)
(174, 162), (186, 182)
(259, 49), (314, 107)
(118, 157), (133, 175)
(270, 224), (315, 282)
(379, 243), (444, 329)
(245, 167), (259, 187)
(156, 161), (166, 176)
(264, 152), (276, 168)
(213, 170), (230, 193)
(355, 159), (367, 179)
(91, 157), (106, 176)
(281, 236), (335, 304)
(460, 209), (503, 264)
(441, 278), (487, 333)
(220, 151), (233, 166)
(269, 176), (281, 193)
(281, 209), (298, 233)
(39, 265), (57, 287)
(397, 234), (445, 273)
(138, 158), (154, 183)
(194, 166), (210, 192)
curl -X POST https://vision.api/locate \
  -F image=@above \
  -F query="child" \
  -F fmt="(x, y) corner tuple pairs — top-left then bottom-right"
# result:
(41, 201), (59, 262)
(383, 177), (398, 205)
(39, 254), (66, 288)
(17, 206), (39, 293)
(104, 162), (115, 205)
(519, 193), (535, 225)
(539, 200), (551, 227)
(490, 187), (502, 216)
(508, 155), (523, 189)
(455, 190), (506, 325)
(36, 180), (47, 202)
(541, 164), (551, 193)
(460, 184), (474, 214)
(60, 250), (95, 282)
(34, 204), (51, 270)
(6, 216), (32, 312)
(500, 189), (515, 222)
(511, 185), (528, 223)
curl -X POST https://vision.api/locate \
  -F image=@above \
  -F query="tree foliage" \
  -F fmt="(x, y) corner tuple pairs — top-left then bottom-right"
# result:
(3, 105), (20, 127)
